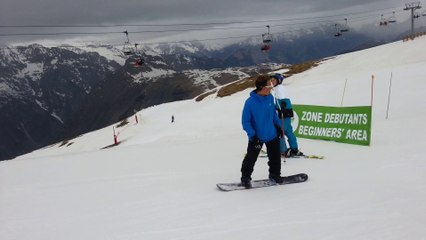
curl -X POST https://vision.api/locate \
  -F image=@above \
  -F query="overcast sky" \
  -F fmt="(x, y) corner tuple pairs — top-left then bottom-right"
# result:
(0, 0), (424, 46)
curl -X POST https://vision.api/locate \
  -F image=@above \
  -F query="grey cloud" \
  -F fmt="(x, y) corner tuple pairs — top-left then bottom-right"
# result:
(0, 0), (417, 44)
(0, 0), (403, 24)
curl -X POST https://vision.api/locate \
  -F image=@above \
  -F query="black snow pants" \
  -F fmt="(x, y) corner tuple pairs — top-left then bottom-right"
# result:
(241, 136), (281, 180)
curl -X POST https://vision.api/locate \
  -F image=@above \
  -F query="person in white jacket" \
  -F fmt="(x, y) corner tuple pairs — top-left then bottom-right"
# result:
(270, 73), (303, 157)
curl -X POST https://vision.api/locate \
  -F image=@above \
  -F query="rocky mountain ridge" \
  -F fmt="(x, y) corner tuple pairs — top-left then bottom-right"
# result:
(0, 44), (276, 160)
(0, 44), (122, 160)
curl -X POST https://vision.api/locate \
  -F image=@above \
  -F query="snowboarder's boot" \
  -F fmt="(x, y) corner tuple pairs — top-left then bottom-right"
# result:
(269, 174), (284, 184)
(240, 177), (252, 189)
(285, 148), (304, 157)
(291, 149), (304, 156)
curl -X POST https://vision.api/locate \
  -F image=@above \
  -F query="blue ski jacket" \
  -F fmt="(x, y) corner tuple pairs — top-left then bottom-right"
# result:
(242, 90), (281, 143)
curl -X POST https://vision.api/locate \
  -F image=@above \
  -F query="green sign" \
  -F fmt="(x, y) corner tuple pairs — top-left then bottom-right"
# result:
(292, 105), (372, 146)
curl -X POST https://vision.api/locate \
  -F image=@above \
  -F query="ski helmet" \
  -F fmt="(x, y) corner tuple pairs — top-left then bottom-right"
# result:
(271, 73), (284, 84)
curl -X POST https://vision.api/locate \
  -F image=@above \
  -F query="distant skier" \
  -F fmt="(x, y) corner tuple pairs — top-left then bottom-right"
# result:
(171, 115), (174, 123)
(270, 73), (303, 157)
(240, 75), (284, 188)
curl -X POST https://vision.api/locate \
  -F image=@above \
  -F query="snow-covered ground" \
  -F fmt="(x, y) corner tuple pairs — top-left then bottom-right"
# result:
(1, 37), (426, 240)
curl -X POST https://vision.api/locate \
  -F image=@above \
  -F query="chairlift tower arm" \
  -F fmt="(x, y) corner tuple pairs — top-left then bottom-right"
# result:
(404, 2), (422, 35)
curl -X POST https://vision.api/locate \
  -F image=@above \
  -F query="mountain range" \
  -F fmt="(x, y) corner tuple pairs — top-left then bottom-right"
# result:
(0, 25), (411, 160)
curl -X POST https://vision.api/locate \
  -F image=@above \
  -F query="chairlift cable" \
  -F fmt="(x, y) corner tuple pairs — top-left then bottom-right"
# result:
(0, 6), (400, 29)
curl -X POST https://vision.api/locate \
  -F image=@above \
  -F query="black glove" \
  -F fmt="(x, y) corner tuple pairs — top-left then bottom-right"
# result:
(250, 136), (262, 149)
(283, 108), (294, 118)
(275, 125), (284, 138)
(276, 108), (284, 119)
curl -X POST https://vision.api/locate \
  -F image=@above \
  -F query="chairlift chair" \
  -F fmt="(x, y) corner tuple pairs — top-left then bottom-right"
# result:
(379, 14), (388, 26)
(388, 11), (397, 23)
(133, 43), (145, 66)
(123, 44), (134, 56)
(122, 30), (134, 56)
(334, 24), (342, 37)
(262, 33), (272, 43)
(260, 25), (272, 52)
(262, 25), (272, 43)
(414, 12), (421, 19)
(135, 58), (145, 66)
(340, 18), (349, 32)
(261, 44), (272, 52)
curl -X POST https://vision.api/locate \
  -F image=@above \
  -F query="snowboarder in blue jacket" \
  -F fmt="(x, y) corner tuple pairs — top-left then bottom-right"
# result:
(240, 75), (285, 188)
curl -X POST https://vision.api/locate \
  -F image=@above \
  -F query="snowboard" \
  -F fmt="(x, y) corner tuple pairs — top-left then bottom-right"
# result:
(216, 173), (308, 191)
